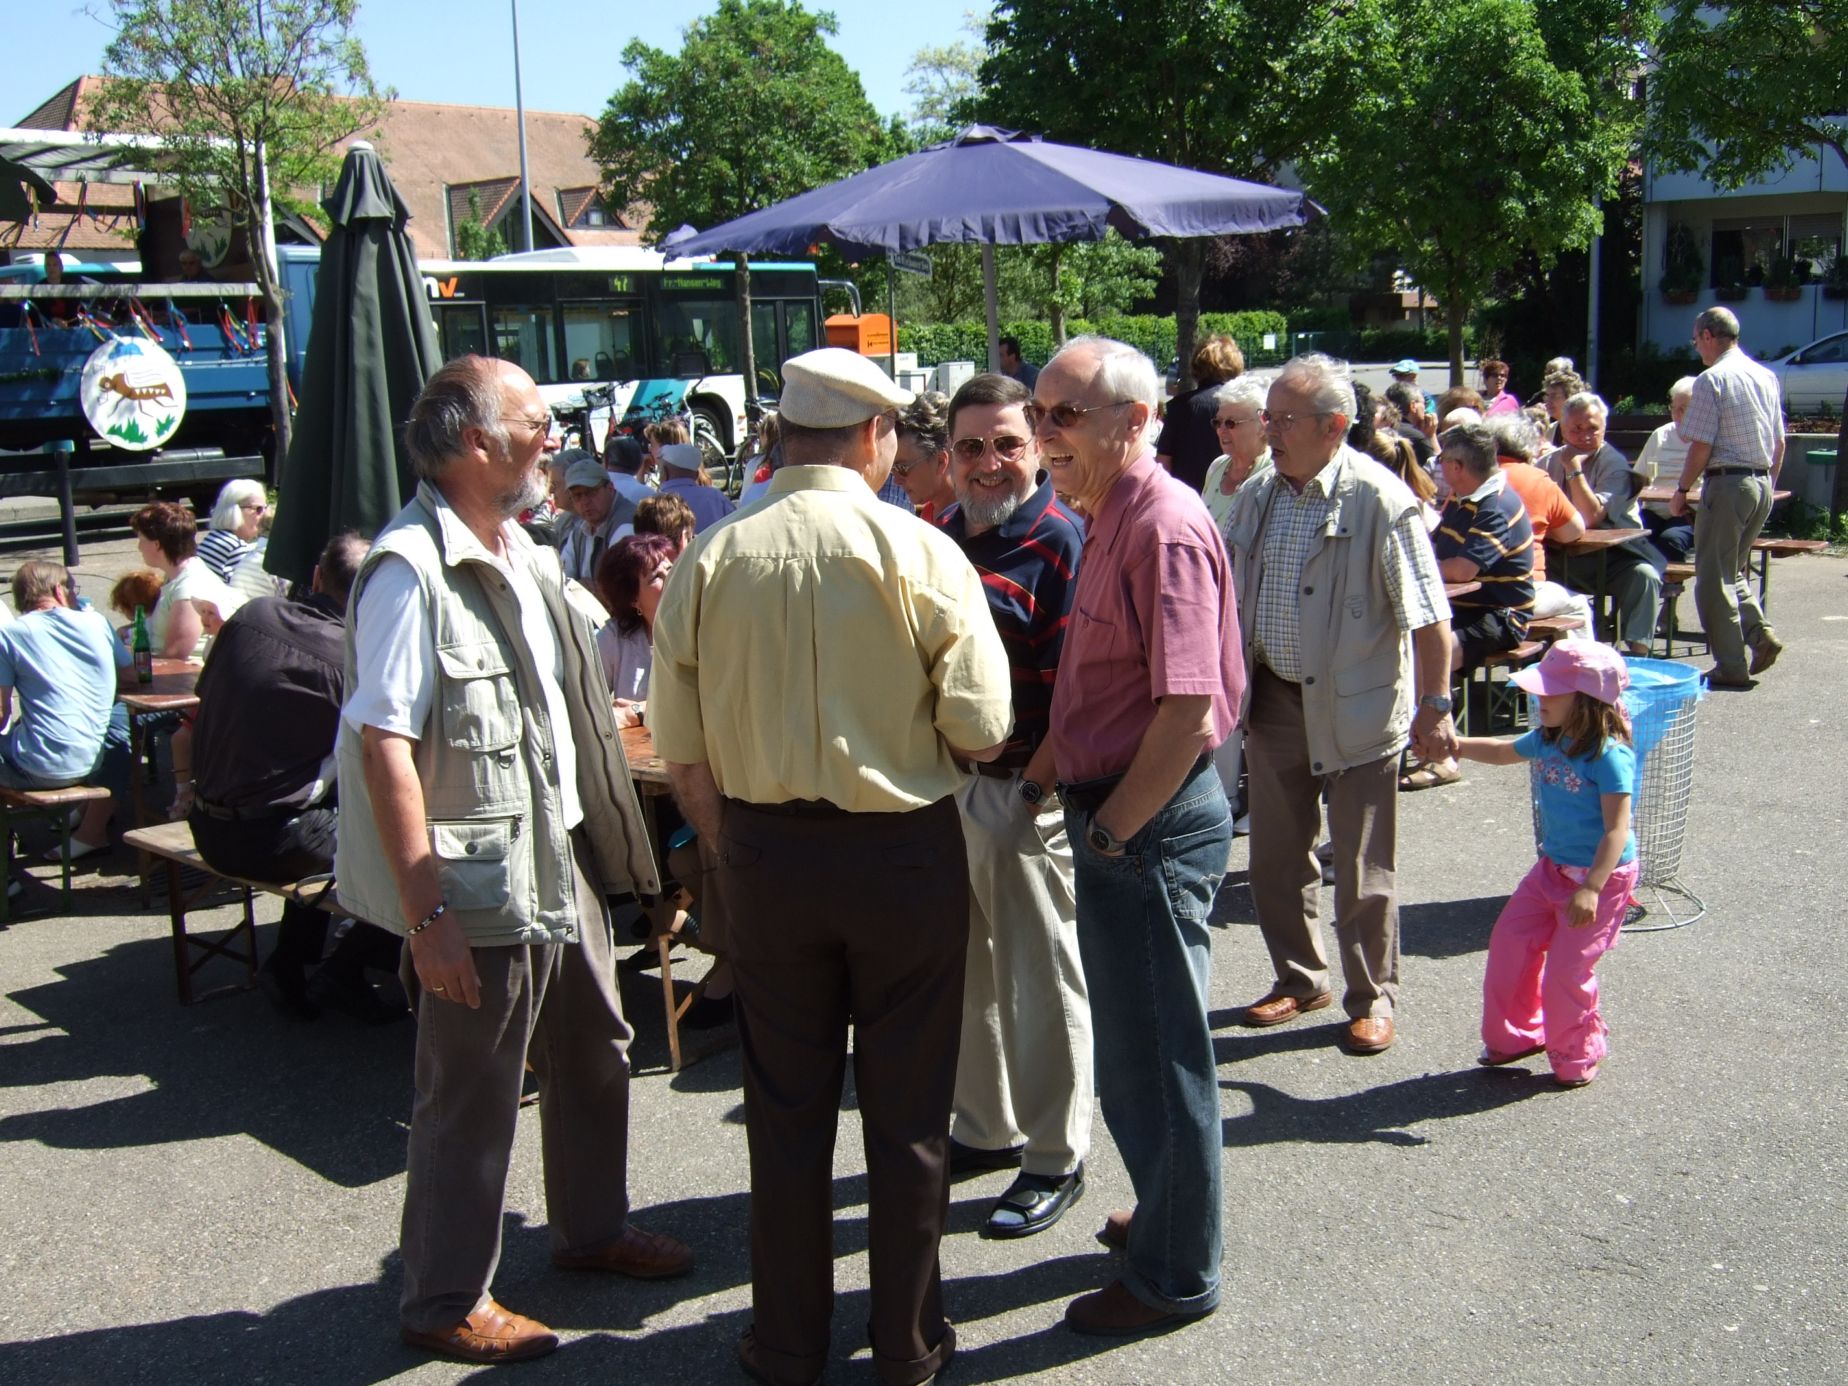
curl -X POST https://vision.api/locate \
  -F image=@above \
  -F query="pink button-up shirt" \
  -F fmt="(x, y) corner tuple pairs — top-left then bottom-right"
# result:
(1049, 453), (1245, 784)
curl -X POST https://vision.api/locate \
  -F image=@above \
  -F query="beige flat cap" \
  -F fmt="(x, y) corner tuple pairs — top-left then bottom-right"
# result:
(778, 347), (913, 428)
(564, 456), (610, 489)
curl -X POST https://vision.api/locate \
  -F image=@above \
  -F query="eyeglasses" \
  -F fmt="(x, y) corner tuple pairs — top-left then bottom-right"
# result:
(951, 434), (1031, 462)
(1213, 415), (1259, 430)
(891, 453), (936, 477)
(1028, 399), (1136, 430)
(1261, 409), (1332, 429)
(501, 411), (553, 436)
(238, 500), (268, 513)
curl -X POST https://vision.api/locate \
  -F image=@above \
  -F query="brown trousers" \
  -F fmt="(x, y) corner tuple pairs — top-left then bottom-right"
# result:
(398, 834), (634, 1332)
(718, 794), (967, 1386)
(1244, 666), (1401, 1019)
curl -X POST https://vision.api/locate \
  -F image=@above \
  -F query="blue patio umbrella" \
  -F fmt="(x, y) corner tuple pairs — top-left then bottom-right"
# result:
(669, 126), (1317, 369)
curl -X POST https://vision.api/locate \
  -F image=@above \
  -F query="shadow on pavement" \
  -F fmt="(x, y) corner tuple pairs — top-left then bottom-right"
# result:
(1399, 895), (1506, 960)
(1221, 1067), (1551, 1148)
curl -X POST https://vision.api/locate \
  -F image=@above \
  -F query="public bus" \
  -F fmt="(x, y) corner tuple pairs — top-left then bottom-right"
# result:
(403, 246), (827, 462)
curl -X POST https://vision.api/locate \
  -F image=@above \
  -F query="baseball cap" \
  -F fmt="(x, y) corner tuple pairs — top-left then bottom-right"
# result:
(1510, 640), (1629, 705)
(658, 442), (704, 472)
(564, 456), (609, 489)
(1391, 358), (1420, 377)
(779, 347), (912, 428)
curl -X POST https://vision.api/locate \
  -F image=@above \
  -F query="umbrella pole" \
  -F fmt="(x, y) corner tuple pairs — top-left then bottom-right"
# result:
(982, 244), (1001, 374)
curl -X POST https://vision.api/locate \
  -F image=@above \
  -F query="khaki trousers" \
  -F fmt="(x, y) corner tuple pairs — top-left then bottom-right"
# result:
(1244, 667), (1401, 1019)
(1694, 471), (1774, 677)
(950, 771), (1092, 1177)
(398, 835), (633, 1332)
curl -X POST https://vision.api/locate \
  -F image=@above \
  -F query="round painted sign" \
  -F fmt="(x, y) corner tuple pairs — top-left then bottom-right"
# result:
(80, 337), (188, 451)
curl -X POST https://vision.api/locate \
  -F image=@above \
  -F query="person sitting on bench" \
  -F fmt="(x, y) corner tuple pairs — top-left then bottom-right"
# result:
(188, 532), (403, 1022)
(0, 561), (133, 873)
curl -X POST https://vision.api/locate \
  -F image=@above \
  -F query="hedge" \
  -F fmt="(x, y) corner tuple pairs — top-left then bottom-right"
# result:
(898, 311), (1291, 370)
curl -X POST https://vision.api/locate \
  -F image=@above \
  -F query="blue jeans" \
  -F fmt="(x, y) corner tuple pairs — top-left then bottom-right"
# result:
(1062, 758), (1229, 1314)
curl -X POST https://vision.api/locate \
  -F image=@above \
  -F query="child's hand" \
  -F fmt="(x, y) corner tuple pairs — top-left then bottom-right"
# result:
(1568, 885), (1600, 927)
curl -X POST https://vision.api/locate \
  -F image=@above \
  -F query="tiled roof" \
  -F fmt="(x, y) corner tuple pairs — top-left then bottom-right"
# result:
(14, 79), (652, 261)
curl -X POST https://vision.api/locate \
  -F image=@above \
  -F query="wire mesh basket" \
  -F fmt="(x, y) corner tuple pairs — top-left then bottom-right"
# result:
(1529, 657), (1705, 929)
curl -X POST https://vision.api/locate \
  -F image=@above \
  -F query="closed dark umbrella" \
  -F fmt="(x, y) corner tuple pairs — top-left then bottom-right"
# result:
(266, 140), (441, 586)
(0, 154), (57, 222)
(670, 126), (1317, 368)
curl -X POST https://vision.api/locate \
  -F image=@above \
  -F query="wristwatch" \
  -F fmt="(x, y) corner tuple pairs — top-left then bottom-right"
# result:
(1087, 817), (1129, 855)
(1418, 693), (1453, 715)
(1019, 778), (1045, 806)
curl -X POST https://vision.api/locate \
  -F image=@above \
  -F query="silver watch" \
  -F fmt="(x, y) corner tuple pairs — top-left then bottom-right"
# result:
(1418, 693), (1453, 715)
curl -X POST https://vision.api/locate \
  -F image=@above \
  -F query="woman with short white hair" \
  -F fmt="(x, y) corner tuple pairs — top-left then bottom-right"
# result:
(196, 478), (268, 582)
(1199, 375), (1273, 540)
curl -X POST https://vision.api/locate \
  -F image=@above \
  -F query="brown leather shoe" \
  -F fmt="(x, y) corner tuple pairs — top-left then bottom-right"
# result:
(1749, 630), (1784, 675)
(552, 1223), (694, 1279)
(1095, 1208), (1132, 1251)
(401, 1299), (558, 1363)
(1065, 1280), (1213, 1337)
(1344, 1015), (1394, 1054)
(1242, 989), (1333, 1027)
(1703, 666), (1754, 690)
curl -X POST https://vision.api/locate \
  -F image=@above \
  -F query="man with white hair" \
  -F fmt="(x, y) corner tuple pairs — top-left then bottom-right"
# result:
(1541, 392), (1663, 655)
(1671, 307), (1786, 687)
(651, 347), (1011, 1386)
(1634, 376), (1699, 563)
(655, 440), (735, 533)
(1035, 335), (1243, 1337)
(337, 356), (688, 1364)
(1227, 354), (1455, 1056)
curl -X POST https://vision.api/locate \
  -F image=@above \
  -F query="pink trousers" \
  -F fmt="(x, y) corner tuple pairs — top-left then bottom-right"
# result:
(1480, 855), (1641, 1083)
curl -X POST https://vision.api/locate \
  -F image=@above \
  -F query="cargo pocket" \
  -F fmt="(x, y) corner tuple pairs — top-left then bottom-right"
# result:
(430, 818), (516, 911)
(436, 642), (522, 752)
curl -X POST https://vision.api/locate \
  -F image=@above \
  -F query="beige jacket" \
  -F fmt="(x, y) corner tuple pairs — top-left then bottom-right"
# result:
(1224, 446), (1421, 776)
(334, 481), (659, 945)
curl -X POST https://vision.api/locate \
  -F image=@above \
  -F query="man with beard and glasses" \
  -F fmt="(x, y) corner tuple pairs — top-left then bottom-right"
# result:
(336, 356), (692, 1365)
(937, 372), (1093, 1242)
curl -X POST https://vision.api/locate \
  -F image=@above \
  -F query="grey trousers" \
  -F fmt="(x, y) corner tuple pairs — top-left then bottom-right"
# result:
(1694, 471), (1774, 677)
(398, 836), (634, 1332)
(1244, 667), (1401, 1020)
(1553, 546), (1662, 649)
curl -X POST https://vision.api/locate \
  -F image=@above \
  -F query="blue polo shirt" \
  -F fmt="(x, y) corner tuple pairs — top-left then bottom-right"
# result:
(939, 478), (1083, 765)
(0, 606), (132, 782)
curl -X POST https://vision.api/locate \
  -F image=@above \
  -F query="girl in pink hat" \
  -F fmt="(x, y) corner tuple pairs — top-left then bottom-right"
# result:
(1455, 642), (1639, 1087)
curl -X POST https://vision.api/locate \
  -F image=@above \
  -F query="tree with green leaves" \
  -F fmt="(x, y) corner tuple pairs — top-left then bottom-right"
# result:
(1298, 0), (1641, 383)
(979, 0), (1341, 386)
(591, 0), (890, 410)
(454, 190), (507, 262)
(88, 0), (387, 464)
(1645, 0), (1848, 187)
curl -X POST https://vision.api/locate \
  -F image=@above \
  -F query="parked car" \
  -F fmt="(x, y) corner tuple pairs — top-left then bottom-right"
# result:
(1769, 330), (1848, 416)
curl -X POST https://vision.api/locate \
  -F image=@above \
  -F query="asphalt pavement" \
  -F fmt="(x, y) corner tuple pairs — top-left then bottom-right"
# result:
(0, 533), (1843, 1385)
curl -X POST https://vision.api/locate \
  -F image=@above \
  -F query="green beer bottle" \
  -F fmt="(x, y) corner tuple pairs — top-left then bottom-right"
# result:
(132, 604), (153, 685)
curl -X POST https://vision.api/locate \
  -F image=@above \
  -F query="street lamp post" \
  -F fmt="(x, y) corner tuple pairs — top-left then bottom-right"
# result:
(511, 0), (533, 253)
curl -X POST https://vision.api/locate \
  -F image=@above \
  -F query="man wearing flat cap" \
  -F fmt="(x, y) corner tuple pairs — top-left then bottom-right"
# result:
(656, 441), (736, 534)
(651, 346), (1014, 1386)
(558, 449), (637, 584)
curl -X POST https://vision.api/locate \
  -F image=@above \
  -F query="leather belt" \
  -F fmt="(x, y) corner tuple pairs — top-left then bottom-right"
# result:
(1706, 466), (1769, 478)
(1057, 755), (1212, 814)
(972, 760), (1021, 780)
(735, 797), (851, 820)
(190, 797), (290, 823)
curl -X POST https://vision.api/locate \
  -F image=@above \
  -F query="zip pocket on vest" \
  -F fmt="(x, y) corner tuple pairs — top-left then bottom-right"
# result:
(429, 817), (520, 911)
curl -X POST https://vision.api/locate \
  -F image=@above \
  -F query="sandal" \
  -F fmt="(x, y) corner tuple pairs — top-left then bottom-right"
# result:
(1398, 761), (1462, 792)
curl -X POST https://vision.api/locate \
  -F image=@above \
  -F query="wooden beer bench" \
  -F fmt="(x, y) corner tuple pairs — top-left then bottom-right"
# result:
(0, 783), (114, 923)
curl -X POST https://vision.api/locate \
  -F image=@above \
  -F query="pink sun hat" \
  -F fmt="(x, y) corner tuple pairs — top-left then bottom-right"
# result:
(1510, 640), (1629, 705)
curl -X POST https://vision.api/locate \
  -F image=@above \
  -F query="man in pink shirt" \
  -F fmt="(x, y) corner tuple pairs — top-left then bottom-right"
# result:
(1038, 335), (1243, 1339)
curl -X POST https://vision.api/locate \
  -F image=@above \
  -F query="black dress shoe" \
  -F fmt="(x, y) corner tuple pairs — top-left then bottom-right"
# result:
(948, 1137), (1025, 1178)
(982, 1164), (1084, 1239)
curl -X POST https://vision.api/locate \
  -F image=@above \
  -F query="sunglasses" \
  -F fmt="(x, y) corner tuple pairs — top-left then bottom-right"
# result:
(1213, 415), (1259, 430)
(951, 434), (1031, 462)
(1028, 399), (1135, 430)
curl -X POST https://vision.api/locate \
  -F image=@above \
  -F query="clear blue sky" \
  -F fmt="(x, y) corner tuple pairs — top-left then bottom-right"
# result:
(15, 1), (979, 124)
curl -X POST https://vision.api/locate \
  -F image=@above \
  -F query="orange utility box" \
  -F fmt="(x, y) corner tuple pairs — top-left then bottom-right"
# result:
(825, 312), (893, 357)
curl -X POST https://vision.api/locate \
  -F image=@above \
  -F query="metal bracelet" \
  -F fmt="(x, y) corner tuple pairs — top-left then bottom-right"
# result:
(408, 900), (448, 936)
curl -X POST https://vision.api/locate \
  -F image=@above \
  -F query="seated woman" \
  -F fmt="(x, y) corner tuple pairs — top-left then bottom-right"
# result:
(595, 533), (675, 729)
(195, 479), (268, 582)
(0, 561), (134, 869)
(130, 501), (240, 660)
